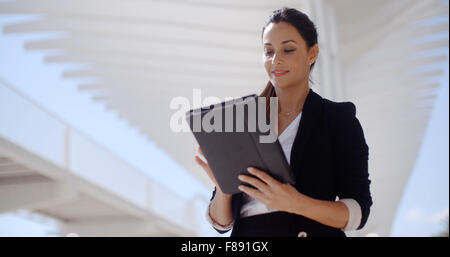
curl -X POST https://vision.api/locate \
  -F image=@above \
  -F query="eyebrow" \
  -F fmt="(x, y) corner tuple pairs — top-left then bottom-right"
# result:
(264, 40), (297, 46)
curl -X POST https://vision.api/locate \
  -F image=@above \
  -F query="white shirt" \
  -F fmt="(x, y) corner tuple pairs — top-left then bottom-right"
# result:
(207, 112), (363, 232)
(239, 112), (302, 218)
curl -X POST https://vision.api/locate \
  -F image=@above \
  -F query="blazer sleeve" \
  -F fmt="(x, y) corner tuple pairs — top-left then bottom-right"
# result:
(331, 102), (373, 230)
(207, 187), (233, 234)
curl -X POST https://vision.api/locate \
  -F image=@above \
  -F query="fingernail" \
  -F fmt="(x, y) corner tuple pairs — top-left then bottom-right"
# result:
(247, 167), (253, 173)
(238, 175), (244, 180)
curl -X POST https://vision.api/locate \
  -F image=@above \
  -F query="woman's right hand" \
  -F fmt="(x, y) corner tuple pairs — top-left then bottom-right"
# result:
(194, 146), (232, 196)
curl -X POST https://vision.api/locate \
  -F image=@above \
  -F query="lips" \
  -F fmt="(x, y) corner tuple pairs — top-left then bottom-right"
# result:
(272, 69), (289, 77)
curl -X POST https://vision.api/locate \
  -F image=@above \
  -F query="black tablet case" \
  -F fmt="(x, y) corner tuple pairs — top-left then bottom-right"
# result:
(185, 94), (296, 194)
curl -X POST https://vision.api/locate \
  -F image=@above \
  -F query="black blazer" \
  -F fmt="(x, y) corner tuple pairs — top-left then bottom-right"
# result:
(209, 88), (372, 237)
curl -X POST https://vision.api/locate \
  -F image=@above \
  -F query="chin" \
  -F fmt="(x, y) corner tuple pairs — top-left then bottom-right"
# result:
(271, 80), (294, 89)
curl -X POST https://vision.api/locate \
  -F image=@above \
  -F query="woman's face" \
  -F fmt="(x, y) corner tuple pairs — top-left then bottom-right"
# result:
(262, 22), (318, 90)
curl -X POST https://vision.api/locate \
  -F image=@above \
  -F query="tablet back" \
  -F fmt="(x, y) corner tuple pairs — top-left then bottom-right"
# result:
(185, 94), (295, 194)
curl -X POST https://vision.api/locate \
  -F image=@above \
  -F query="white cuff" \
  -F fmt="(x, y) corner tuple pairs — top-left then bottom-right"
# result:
(338, 198), (362, 231)
(205, 201), (234, 232)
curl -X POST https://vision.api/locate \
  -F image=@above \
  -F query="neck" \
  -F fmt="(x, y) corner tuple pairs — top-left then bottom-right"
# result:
(275, 81), (310, 115)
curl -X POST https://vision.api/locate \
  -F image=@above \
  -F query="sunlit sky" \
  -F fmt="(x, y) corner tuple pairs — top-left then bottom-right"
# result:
(0, 14), (448, 237)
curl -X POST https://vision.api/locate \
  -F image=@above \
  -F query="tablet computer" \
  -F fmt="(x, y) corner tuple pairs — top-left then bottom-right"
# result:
(185, 94), (296, 194)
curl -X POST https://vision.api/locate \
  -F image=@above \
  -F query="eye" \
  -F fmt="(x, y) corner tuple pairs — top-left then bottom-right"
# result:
(264, 48), (295, 56)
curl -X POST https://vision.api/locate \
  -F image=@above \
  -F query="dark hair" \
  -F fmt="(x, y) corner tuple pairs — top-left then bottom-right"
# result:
(259, 7), (318, 114)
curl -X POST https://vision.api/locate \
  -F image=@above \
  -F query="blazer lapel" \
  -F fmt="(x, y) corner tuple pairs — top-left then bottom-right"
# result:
(290, 88), (323, 173)
(233, 88), (322, 220)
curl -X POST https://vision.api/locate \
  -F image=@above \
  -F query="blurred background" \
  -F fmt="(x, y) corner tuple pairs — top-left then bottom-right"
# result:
(0, 0), (448, 237)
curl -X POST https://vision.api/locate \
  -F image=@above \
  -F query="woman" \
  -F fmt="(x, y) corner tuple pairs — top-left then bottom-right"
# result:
(195, 7), (372, 237)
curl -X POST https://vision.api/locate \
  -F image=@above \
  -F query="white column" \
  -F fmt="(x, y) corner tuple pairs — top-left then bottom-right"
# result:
(298, 0), (344, 101)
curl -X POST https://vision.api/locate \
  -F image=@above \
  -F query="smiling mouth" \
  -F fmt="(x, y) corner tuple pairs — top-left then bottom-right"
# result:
(272, 70), (289, 77)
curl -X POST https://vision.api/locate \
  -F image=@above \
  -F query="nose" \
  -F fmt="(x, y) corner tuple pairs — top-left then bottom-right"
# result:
(272, 53), (283, 65)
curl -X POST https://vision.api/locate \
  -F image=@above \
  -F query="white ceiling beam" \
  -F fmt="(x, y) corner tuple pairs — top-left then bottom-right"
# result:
(350, 82), (440, 99)
(23, 37), (262, 67)
(347, 55), (447, 81)
(340, 1), (447, 64)
(2, 16), (259, 49)
(44, 47), (260, 67)
(347, 38), (448, 68)
(43, 54), (261, 73)
(0, 181), (79, 213)
(58, 217), (186, 236)
(0, 0), (266, 33)
(347, 70), (444, 90)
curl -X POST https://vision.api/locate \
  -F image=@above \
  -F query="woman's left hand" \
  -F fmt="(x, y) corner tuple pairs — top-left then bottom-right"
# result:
(238, 167), (306, 214)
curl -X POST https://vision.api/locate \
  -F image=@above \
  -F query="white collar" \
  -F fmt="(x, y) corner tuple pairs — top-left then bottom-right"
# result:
(279, 112), (302, 139)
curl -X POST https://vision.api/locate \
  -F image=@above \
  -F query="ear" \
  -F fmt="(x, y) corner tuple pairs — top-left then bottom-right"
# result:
(308, 44), (319, 64)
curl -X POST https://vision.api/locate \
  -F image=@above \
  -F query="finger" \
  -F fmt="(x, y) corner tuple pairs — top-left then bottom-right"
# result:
(198, 146), (205, 158)
(238, 175), (270, 193)
(238, 185), (268, 203)
(247, 167), (281, 187)
(194, 155), (208, 168)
